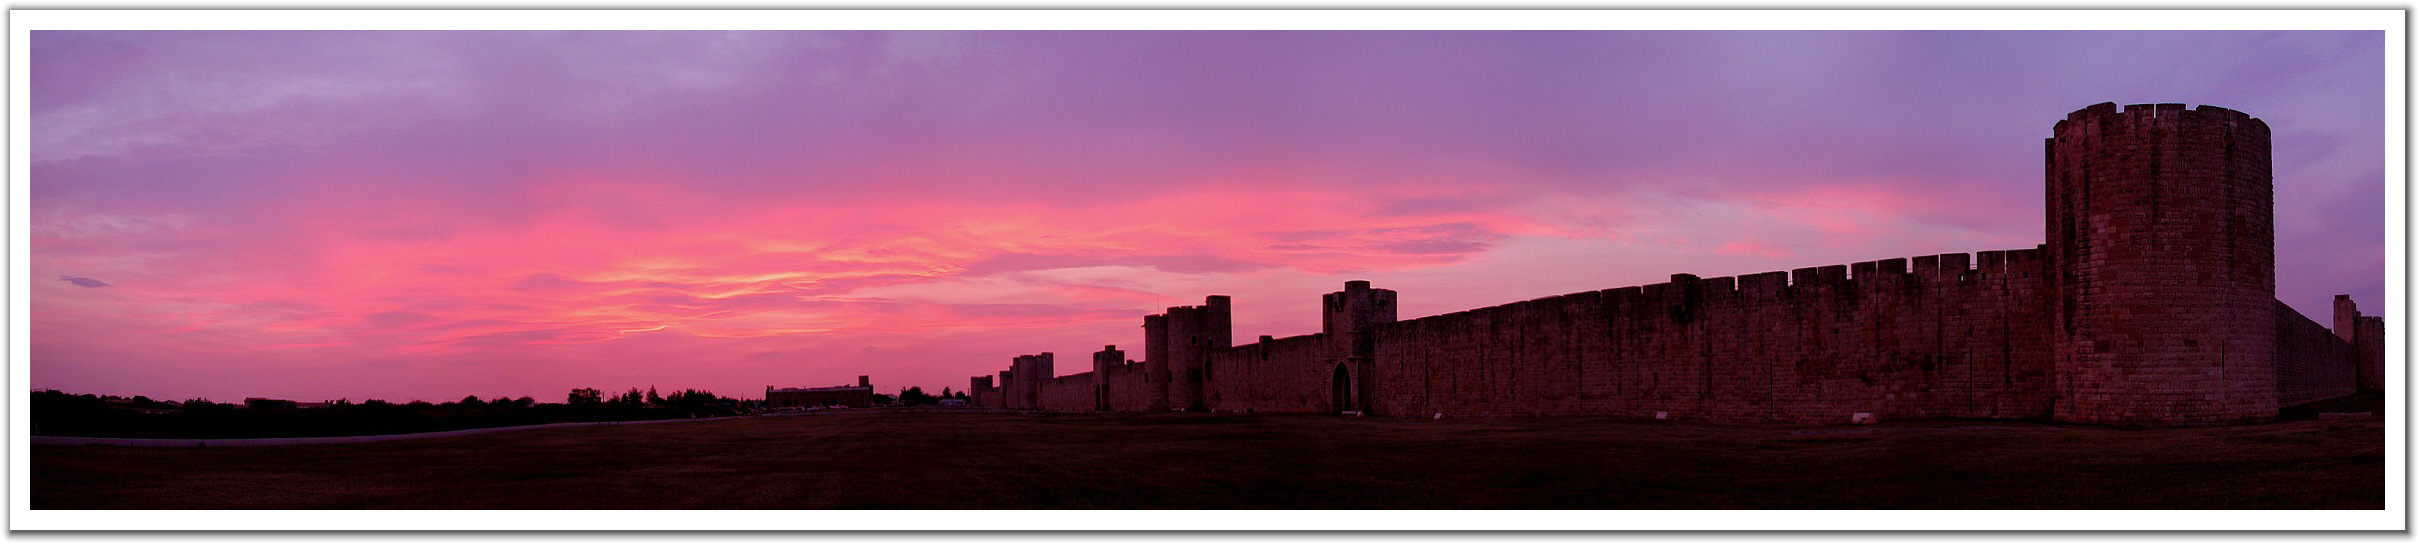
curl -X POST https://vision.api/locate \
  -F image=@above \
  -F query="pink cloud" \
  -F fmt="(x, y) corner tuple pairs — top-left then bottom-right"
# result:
(30, 166), (1554, 401)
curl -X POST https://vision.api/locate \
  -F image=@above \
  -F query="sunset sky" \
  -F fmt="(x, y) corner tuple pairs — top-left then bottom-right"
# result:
(30, 30), (2385, 404)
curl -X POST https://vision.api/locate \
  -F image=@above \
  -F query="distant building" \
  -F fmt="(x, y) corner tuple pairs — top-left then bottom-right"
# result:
(242, 398), (333, 410)
(242, 398), (295, 410)
(766, 376), (875, 408)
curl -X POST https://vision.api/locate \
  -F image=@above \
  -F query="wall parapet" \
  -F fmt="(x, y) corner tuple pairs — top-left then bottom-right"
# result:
(1376, 247), (2050, 333)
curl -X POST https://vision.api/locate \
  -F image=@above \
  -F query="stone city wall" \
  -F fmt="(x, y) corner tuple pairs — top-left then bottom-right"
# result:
(1367, 249), (2055, 423)
(1204, 333), (1338, 413)
(2274, 300), (2356, 407)
(960, 103), (2377, 427)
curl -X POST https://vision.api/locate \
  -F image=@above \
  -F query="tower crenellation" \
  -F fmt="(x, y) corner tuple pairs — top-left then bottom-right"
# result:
(1322, 280), (1398, 359)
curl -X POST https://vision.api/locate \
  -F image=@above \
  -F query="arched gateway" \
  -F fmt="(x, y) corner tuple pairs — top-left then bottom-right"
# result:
(1331, 363), (1353, 414)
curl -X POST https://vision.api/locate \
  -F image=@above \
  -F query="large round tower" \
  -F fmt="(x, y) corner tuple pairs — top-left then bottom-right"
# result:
(2047, 102), (2276, 425)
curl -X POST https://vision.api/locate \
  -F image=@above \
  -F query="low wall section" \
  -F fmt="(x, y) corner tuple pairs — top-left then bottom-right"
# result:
(1204, 333), (1340, 413)
(1102, 362), (1150, 412)
(1037, 372), (1096, 412)
(2274, 301), (2356, 407)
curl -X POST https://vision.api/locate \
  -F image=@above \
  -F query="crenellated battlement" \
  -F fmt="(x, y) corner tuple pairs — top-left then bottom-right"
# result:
(1376, 247), (2049, 333)
(2055, 102), (2268, 137)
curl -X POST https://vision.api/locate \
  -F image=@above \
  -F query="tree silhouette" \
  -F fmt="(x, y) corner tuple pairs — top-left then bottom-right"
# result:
(610, 388), (644, 408)
(899, 387), (937, 406)
(32, 385), (754, 440)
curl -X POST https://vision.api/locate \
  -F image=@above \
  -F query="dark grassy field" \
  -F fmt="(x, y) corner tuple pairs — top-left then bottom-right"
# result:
(33, 409), (2384, 509)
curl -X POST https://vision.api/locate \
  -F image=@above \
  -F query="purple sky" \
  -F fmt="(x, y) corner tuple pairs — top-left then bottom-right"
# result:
(30, 30), (2385, 404)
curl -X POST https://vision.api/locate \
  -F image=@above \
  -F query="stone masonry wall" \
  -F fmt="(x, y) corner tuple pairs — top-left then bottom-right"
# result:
(1103, 363), (1149, 411)
(1368, 249), (2055, 423)
(2274, 300), (2356, 407)
(1204, 333), (1339, 413)
(2047, 103), (2278, 425)
(1036, 372), (1096, 412)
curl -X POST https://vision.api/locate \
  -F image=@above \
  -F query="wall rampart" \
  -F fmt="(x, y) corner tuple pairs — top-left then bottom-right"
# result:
(2274, 300), (2356, 406)
(1369, 248), (2055, 423)
(1204, 333), (1338, 413)
(1036, 371), (1097, 412)
(1103, 363), (1149, 411)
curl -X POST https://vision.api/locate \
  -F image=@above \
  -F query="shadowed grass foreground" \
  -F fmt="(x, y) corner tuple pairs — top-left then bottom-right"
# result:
(33, 410), (2383, 509)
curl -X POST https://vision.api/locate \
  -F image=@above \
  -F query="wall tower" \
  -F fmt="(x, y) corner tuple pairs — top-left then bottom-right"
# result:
(1093, 345), (1125, 411)
(2047, 102), (2277, 425)
(1146, 296), (1232, 412)
(1323, 281), (1399, 357)
(1008, 353), (1054, 410)
(1142, 314), (1170, 411)
(1322, 281), (1397, 414)
(2335, 295), (2387, 393)
(969, 375), (994, 407)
